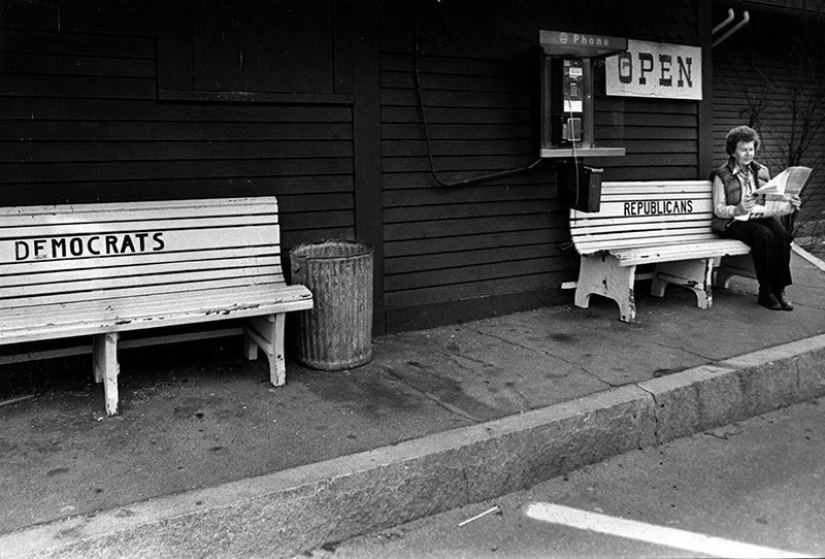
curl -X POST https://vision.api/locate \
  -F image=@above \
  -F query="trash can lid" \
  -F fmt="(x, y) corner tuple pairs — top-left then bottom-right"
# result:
(290, 239), (373, 261)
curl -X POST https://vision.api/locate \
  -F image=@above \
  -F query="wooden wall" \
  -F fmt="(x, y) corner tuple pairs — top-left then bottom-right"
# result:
(377, 0), (705, 331)
(1, 0), (715, 335)
(0, 0), (355, 251)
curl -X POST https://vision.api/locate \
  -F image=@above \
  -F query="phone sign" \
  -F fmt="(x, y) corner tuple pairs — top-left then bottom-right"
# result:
(540, 30), (628, 58)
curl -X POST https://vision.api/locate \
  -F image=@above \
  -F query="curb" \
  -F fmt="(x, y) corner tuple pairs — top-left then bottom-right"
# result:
(5, 333), (825, 559)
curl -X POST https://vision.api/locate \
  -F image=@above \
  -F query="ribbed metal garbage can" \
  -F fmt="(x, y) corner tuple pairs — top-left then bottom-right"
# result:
(290, 239), (373, 370)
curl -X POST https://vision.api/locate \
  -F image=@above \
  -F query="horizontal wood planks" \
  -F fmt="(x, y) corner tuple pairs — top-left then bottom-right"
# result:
(2, 0), (719, 333)
(0, 197), (315, 345)
(570, 181), (717, 254)
(0, 1), (356, 253)
(378, 16), (702, 327)
(0, 198), (284, 305)
(380, 37), (570, 317)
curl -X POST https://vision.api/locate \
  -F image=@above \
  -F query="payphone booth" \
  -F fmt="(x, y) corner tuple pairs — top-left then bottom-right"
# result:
(539, 30), (628, 211)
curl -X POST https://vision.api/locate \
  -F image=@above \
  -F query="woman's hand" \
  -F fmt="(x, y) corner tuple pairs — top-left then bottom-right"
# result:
(789, 195), (802, 210)
(734, 195), (756, 216)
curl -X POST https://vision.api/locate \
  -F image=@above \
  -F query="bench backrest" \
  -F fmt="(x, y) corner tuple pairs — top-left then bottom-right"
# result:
(0, 197), (285, 309)
(569, 180), (718, 255)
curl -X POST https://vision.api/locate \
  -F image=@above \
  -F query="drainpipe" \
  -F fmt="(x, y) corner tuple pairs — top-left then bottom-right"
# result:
(712, 10), (750, 48)
(712, 8), (735, 35)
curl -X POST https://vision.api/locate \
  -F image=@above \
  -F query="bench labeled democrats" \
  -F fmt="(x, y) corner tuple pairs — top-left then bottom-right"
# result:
(0, 197), (313, 415)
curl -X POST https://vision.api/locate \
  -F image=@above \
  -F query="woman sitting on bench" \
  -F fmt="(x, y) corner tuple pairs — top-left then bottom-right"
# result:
(711, 125), (801, 311)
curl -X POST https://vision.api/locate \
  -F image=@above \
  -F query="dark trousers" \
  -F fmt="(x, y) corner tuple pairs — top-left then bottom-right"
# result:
(721, 218), (792, 291)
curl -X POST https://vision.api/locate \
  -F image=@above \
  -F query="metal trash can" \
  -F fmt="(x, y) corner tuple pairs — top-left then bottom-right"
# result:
(290, 239), (373, 370)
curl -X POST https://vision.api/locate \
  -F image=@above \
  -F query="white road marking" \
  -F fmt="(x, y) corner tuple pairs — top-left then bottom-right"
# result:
(792, 242), (825, 273)
(525, 502), (813, 559)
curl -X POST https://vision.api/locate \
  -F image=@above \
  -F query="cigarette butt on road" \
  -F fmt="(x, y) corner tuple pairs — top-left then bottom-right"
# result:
(458, 506), (499, 527)
(0, 394), (35, 408)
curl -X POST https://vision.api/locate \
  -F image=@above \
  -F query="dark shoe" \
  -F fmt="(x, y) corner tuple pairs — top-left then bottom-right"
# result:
(758, 290), (782, 311)
(775, 290), (794, 311)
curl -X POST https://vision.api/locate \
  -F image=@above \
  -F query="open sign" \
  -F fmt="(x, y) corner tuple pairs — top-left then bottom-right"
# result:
(606, 40), (702, 100)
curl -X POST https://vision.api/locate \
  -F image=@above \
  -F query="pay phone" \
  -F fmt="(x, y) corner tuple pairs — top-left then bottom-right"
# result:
(550, 57), (585, 144)
(538, 30), (627, 211)
(539, 30), (626, 156)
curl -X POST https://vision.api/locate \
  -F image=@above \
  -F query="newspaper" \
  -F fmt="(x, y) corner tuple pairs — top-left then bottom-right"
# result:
(734, 166), (813, 221)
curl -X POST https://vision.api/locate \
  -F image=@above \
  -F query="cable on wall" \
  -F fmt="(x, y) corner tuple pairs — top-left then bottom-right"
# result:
(412, 33), (544, 187)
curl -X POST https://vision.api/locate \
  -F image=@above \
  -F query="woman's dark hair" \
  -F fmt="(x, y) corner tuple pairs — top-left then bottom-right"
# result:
(725, 125), (760, 155)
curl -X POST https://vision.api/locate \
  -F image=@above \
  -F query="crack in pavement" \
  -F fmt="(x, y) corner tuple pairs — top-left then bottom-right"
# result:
(381, 366), (487, 424)
(465, 326), (614, 388)
(646, 339), (715, 362)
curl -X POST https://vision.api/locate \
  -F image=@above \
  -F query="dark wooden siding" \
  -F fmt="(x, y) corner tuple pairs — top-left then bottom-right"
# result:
(0, 0), (355, 253)
(380, 35), (570, 331)
(378, 1), (702, 331)
(596, 99), (699, 180)
(712, 7), (825, 232)
(2, 0), (713, 334)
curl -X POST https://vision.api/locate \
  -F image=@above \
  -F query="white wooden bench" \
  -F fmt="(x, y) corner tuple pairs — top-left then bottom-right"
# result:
(569, 180), (753, 322)
(0, 197), (313, 415)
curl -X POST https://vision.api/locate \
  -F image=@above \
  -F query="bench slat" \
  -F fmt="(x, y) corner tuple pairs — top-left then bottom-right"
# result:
(0, 214), (278, 239)
(571, 219), (713, 238)
(573, 232), (721, 254)
(584, 180), (711, 194)
(0, 245), (280, 276)
(597, 192), (712, 202)
(0, 259), (282, 298)
(610, 240), (751, 266)
(2, 282), (302, 323)
(1, 255), (281, 289)
(1, 224), (280, 264)
(0, 197), (279, 225)
(1, 272), (288, 308)
(573, 227), (718, 241)
(0, 285), (313, 345)
(573, 202), (713, 223)
(571, 211), (713, 228)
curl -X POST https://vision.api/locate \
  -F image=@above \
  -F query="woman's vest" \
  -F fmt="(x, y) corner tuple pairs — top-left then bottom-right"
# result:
(710, 159), (770, 232)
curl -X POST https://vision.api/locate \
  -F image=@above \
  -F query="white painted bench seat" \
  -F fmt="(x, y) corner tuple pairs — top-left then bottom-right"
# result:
(0, 197), (313, 415)
(606, 239), (753, 266)
(570, 180), (752, 322)
(0, 285), (312, 344)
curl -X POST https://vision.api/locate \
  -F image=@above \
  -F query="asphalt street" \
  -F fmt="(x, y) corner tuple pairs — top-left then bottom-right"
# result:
(304, 396), (825, 559)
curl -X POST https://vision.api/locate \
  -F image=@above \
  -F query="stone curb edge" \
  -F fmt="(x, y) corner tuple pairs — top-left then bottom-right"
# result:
(5, 333), (825, 558)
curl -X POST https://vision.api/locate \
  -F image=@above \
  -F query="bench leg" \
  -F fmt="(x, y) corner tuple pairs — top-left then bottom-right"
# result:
(93, 332), (120, 416)
(715, 254), (756, 289)
(575, 254), (637, 323)
(651, 259), (714, 310)
(244, 314), (287, 386)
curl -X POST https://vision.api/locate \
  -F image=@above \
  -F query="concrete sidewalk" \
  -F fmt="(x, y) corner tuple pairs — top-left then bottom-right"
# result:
(1, 251), (824, 558)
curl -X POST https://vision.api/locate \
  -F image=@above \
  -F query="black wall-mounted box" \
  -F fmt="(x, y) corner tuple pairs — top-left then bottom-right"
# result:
(559, 162), (603, 212)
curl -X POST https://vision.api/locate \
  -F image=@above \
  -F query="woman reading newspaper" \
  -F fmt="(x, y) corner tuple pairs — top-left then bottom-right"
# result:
(711, 125), (802, 311)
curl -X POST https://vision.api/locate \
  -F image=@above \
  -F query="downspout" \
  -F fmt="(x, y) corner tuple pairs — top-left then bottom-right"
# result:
(712, 8), (735, 35)
(712, 10), (750, 48)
